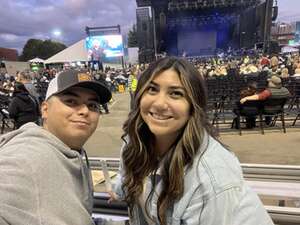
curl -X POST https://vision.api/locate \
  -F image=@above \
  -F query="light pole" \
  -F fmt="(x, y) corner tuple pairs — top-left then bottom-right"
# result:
(52, 29), (62, 42)
(240, 31), (246, 48)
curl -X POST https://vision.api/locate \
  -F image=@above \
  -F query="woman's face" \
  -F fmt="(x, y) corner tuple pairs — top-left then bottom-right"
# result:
(140, 69), (191, 143)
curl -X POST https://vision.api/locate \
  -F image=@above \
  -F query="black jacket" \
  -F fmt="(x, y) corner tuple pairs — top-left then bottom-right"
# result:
(8, 93), (40, 128)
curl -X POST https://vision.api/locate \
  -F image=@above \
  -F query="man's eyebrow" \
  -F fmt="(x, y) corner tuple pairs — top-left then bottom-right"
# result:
(60, 90), (99, 102)
(60, 90), (79, 97)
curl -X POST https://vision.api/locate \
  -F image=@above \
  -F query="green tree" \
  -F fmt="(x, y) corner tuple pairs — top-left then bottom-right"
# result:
(19, 39), (43, 61)
(20, 39), (67, 61)
(127, 24), (138, 47)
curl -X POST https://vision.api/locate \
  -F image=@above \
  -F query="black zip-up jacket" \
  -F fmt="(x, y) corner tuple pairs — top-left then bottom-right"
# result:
(8, 93), (39, 128)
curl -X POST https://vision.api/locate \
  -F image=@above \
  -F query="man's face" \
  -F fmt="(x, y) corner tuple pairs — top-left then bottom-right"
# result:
(41, 86), (100, 150)
(93, 40), (100, 50)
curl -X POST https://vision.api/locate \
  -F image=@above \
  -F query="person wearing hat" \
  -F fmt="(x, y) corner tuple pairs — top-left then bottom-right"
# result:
(0, 69), (111, 225)
(240, 76), (290, 125)
(240, 76), (290, 104)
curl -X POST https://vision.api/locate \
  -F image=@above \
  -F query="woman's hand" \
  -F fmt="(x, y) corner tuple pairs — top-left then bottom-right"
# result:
(107, 190), (119, 203)
(240, 97), (247, 104)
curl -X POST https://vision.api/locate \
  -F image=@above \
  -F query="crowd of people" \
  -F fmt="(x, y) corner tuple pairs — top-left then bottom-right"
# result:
(1, 51), (300, 131)
(189, 52), (300, 79)
(0, 65), (145, 128)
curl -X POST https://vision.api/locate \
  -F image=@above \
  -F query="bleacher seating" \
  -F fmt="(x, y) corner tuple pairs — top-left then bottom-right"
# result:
(90, 157), (300, 224)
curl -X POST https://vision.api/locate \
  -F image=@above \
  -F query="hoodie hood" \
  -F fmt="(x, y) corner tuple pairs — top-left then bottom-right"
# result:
(0, 122), (78, 159)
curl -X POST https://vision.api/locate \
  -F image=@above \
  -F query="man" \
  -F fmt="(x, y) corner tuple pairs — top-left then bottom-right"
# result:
(0, 69), (111, 225)
(93, 72), (110, 114)
(17, 70), (40, 100)
(88, 39), (105, 72)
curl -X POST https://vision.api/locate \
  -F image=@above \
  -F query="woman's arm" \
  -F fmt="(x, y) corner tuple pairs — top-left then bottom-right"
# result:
(240, 94), (259, 104)
(181, 184), (274, 225)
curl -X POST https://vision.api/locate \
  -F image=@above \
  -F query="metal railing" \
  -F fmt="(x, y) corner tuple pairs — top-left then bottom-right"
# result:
(92, 192), (300, 225)
(90, 157), (300, 224)
(88, 157), (300, 182)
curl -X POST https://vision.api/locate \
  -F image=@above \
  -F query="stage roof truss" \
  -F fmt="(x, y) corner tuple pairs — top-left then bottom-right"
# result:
(167, 0), (261, 11)
(85, 25), (121, 36)
(167, 13), (238, 29)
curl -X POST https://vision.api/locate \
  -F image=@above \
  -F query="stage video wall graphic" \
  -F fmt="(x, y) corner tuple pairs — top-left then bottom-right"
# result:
(85, 35), (124, 62)
(177, 30), (217, 56)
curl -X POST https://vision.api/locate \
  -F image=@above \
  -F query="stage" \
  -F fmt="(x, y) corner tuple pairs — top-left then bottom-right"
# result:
(136, 0), (275, 62)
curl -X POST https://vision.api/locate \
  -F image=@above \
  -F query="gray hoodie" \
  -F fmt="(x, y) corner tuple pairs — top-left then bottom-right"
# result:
(0, 123), (95, 225)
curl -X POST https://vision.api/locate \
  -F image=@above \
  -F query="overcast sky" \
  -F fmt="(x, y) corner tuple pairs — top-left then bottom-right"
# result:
(0, 0), (299, 53)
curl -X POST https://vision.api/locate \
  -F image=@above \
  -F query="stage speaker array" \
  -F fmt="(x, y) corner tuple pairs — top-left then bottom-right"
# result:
(136, 7), (155, 63)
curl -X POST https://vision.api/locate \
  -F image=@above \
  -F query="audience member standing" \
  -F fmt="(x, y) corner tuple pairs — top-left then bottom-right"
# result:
(94, 72), (110, 114)
(8, 82), (40, 129)
(128, 67), (138, 110)
(18, 70), (40, 102)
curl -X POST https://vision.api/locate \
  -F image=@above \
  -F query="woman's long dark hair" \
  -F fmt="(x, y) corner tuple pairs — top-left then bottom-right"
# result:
(121, 57), (215, 224)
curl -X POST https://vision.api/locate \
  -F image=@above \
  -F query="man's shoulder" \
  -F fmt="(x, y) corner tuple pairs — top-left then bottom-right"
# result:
(0, 124), (53, 156)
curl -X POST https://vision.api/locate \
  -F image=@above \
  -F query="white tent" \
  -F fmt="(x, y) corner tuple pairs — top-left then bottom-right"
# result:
(44, 39), (88, 64)
(29, 57), (45, 63)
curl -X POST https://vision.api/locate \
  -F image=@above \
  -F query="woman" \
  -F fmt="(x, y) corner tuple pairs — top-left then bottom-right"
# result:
(234, 81), (259, 129)
(111, 57), (273, 225)
(8, 82), (40, 128)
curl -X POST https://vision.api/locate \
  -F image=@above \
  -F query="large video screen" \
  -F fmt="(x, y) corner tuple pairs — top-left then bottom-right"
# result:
(85, 35), (124, 60)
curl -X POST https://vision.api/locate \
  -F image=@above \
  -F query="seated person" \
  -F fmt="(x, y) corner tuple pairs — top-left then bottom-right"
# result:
(247, 64), (259, 75)
(8, 82), (40, 128)
(294, 63), (300, 75)
(233, 81), (257, 129)
(240, 82), (258, 99)
(240, 76), (290, 125)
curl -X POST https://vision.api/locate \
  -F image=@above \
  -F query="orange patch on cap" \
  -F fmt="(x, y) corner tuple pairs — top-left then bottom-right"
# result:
(78, 73), (91, 81)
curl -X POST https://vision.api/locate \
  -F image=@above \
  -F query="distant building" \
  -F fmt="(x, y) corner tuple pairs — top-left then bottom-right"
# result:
(271, 22), (295, 46)
(0, 47), (18, 61)
(295, 21), (300, 44)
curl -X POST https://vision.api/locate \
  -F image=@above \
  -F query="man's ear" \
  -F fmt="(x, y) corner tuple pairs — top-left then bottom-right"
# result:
(41, 101), (49, 120)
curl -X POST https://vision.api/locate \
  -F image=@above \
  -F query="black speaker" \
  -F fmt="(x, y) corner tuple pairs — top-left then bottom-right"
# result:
(272, 6), (278, 21)
(268, 41), (280, 54)
(159, 12), (166, 30)
(136, 7), (153, 49)
(136, 7), (155, 63)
